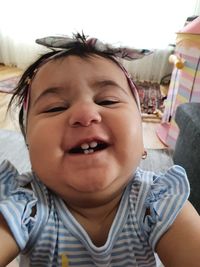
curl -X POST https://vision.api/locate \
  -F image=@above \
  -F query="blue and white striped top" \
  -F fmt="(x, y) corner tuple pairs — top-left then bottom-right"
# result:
(0, 160), (190, 267)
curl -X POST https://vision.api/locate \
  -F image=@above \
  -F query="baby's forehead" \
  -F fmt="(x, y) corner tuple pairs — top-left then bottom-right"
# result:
(37, 54), (124, 73)
(29, 54), (140, 108)
(32, 54), (129, 87)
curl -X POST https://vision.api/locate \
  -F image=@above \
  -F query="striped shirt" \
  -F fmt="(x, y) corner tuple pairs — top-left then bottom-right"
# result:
(0, 160), (190, 267)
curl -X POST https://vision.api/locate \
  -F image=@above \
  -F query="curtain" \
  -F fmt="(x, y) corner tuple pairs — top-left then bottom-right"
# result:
(194, 0), (200, 14)
(0, 0), (199, 69)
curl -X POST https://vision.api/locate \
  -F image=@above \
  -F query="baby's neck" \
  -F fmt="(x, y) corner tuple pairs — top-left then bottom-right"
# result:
(69, 192), (121, 220)
(67, 193), (122, 246)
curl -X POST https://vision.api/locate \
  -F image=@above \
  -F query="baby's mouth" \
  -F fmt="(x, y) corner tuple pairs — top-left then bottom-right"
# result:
(69, 141), (109, 155)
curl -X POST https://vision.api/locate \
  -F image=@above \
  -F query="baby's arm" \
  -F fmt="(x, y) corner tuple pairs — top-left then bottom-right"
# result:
(156, 201), (200, 267)
(0, 214), (20, 267)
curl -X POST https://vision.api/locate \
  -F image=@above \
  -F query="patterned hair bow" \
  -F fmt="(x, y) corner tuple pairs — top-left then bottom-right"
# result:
(35, 33), (152, 61)
(23, 33), (152, 133)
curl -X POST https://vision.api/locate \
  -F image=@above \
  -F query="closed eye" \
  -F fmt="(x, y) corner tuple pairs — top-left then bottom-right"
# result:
(44, 106), (67, 113)
(98, 100), (119, 106)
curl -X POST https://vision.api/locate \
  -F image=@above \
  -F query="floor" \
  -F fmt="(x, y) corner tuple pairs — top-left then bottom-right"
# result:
(0, 65), (166, 149)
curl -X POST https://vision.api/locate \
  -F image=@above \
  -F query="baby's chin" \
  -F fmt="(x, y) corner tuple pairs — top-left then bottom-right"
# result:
(62, 189), (123, 209)
(72, 177), (115, 193)
(54, 177), (126, 208)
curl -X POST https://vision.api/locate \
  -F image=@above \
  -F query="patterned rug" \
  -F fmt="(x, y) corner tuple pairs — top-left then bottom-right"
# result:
(135, 81), (164, 114)
(0, 76), (20, 93)
(0, 77), (164, 115)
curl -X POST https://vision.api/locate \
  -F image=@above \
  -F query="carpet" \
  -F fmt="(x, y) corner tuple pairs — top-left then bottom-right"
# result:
(0, 129), (30, 173)
(0, 77), (164, 115)
(135, 81), (164, 114)
(139, 148), (173, 172)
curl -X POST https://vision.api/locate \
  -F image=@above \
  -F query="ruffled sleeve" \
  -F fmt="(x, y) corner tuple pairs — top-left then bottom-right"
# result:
(141, 165), (190, 250)
(0, 160), (40, 251)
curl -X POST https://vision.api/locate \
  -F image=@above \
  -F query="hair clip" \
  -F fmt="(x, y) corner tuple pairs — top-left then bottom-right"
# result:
(25, 77), (31, 85)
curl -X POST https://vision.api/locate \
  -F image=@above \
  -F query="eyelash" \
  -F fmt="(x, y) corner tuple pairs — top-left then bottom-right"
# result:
(44, 106), (67, 113)
(43, 98), (119, 113)
(97, 99), (119, 106)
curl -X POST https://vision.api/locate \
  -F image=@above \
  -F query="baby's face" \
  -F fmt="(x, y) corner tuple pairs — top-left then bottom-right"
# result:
(26, 55), (144, 207)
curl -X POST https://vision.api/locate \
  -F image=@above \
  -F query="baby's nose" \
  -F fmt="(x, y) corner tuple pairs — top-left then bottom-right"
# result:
(68, 102), (102, 127)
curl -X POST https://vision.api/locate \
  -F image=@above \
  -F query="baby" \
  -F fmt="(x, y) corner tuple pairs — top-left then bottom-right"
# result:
(0, 33), (200, 267)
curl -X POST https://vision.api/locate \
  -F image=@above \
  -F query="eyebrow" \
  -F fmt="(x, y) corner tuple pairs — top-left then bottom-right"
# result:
(92, 79), (130, 96)
(32, 87), (66, 107)
(32, 79), (129, 106)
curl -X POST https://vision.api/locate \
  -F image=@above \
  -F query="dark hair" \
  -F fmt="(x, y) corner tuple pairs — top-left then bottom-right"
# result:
(8, 36), (119, 138)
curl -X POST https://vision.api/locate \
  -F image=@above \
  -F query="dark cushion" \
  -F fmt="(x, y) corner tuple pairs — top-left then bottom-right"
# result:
(173, 103), (200, 213)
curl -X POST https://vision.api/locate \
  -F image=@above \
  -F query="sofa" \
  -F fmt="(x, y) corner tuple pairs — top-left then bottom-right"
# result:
(173, 102), (200, 214)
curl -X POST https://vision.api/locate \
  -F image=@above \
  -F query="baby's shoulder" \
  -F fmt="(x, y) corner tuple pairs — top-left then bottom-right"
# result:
(0, 160), (49, 252)
(130, 165), (190, 214)
(129, 165), (190, 250)
(0, 159), (34, 188)
(133, 164), (189, 194)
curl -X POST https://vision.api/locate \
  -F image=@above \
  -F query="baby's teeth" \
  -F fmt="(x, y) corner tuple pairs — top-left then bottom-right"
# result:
(81, 142), (98, 150)
(80, 141), (98, 154)
(90, 141), (98, 148)
(83, 149), (94, 154)
(81, 143), (89, 150)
